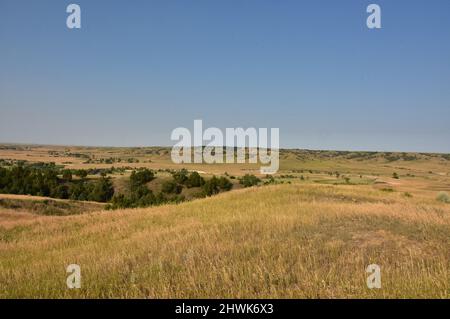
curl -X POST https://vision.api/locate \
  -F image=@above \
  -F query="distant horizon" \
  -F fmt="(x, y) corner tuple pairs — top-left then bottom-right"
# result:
(1, 140), (449, 155)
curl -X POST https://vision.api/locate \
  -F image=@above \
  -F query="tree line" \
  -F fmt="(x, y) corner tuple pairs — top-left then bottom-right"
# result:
(0, 164), (261, 210)
(107, 169), (235, 210)
(0, 164), (114, 202)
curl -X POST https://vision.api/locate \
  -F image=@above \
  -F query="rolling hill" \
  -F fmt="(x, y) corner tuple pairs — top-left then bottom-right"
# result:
(1, 183), (448, 298)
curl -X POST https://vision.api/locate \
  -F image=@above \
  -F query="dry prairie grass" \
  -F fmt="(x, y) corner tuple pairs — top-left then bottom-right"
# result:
(0, 184), (448, 298)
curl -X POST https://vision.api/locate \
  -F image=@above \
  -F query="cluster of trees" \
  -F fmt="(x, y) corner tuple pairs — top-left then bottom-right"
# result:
(201, 176), (233, 196)
(107, 169), (234, 210)
(108, 186), (173, 210)
(84, 157), (140, 164)
(171, 169), (204, 188)
(1, 164), (261, 211)
(166, 169), (233, 196)
(239, 174), (261, 187)
(108, 168), (183, 209)
(0, 165), (114, 202)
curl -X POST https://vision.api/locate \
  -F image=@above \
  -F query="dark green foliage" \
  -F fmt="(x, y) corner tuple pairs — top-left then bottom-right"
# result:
(109, 186), (157, 209)
(75, 170), (88, 178)
(51, 184), (69, 199)
(109, 194), (133, 209)
(202, 177), (220, 196)
(0, 165), (114, 202)
(202, 176), (233, 196)
(107, 180), (186, 210)
(393, 172), (399, 179)
(162, 180), (182, 194)
(263, 175), (276, 185)
(88, 177), (114, 202)
(62, 170), (72, 181)
(69, 182), (91, 201)
(185, 171), (205, 188)
(172, 169), (188, 185)
(217, 176), (233, 191)
(130, 169), (155, 190)
(239, 174), (261, 187)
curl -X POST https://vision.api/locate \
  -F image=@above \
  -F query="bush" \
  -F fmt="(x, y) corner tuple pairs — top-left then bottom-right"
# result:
(109, 194), (133, 209)
(109, 185), (156, 209)
(218, 176), (233, 191)
(201, 176), (233, 196)
(436, 192), (450, 203)
(202, 177), (220, 196)
(403, 192), (413, 198)
(51, 184), (69, 199)
(185, 171), (205, 188)
(0, 165), (113, 202)
(162, 180), (182, 194)
(240, 174), (261, 187)
(172, 169), (188, 185)
(74, 169), (88, 179)
(393, 172), (399, 179)
(62, 170), (72, 181)
(88, 177), (114, 202)
(130, 169), (154, 189)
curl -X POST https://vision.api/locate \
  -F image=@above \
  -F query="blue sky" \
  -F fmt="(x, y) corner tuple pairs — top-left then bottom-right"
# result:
(1, 0), (449, 152)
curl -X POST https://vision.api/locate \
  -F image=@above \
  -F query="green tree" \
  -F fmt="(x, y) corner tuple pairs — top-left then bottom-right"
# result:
(75, 170), (88, 179)
(172, 169), (189, 185)
(161, 180), (182, 194)
(185, 171), (205, 188)
(89, 177), (114, 202)
(218, 176), (233, 191)
(62, 170), (72, 181)
(130, 169), (155, 190)
(240, 174), (261, 187)
(202, 177), (220, 196)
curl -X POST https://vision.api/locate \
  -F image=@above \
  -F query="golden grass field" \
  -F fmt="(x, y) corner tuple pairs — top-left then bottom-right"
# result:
(0, 145), (449, 298)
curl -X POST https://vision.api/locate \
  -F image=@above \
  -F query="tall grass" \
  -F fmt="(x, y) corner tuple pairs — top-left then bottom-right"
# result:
(0, 184), (449, 298)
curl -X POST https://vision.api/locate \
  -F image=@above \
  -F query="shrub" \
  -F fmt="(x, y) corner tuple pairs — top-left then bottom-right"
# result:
(75, 170), (88, 179)
(436, 192), (450, 203)
(218, 176), (233, 191)
(62, 170), (72, 181)
(162, 180), (182, 194)
(185, 171), (205, 188)
(109, 194), (134, 209)
(202, 177), (220, 196)
(51, 184), (69, 199)
(172, 169), (188, 185)
(265, 175), (275, 184)
(88, 177), (114, 202)
(240, 174), (261, 187)
(403, 192), (413, 198)
(393, 172), (399, 179)
(130, 169), (155, 189)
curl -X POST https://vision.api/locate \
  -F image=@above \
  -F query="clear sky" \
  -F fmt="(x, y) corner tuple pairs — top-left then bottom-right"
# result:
(1, 0), (449, 152)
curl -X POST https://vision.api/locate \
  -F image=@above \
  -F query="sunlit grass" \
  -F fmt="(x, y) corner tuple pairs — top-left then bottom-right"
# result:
(0, 184), (448, 298)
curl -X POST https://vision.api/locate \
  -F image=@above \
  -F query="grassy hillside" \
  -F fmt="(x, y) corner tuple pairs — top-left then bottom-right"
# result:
(1, 183), (448, 298)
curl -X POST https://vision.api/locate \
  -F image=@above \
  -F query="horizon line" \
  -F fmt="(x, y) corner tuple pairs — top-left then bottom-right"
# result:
(1, 141), (449, 155)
